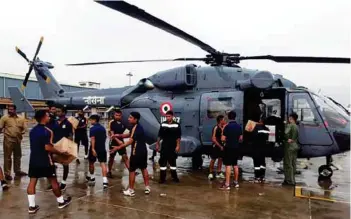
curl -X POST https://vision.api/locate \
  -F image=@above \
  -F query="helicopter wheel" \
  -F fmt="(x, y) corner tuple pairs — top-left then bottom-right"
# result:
(318, 165), (333, 179)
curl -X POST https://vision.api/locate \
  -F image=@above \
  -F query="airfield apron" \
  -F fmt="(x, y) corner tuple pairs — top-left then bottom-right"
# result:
(283, 123), (299, 184)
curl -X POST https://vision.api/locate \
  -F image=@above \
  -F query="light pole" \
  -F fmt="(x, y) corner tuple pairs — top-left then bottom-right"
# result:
(126, 72), (133, 86)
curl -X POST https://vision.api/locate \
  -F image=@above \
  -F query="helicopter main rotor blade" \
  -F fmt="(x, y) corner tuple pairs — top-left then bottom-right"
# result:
(95, 0), (218, 55)
(66, 58), (205, 66)
(239, 55), (350, 64)
(15, 47), (30, 63)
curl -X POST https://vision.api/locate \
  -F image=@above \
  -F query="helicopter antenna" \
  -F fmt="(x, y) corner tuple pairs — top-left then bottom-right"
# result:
(66, 1), (351, 67)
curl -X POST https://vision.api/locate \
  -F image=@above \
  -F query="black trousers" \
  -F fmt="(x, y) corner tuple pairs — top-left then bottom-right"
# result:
(253, 148), (266, 179)
(159, 150), (178, 181)
(75, 130), (89, 155)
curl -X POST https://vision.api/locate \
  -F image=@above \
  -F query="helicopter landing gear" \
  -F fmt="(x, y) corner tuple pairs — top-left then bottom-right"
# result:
(192, 153), (203, 170)
(318, 155), (334, 179)
(318, 165), (333, 179)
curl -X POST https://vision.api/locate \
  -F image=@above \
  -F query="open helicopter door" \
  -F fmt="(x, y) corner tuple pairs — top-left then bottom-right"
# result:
(287, 91), (333, 146)
(199, 91), (243, 146)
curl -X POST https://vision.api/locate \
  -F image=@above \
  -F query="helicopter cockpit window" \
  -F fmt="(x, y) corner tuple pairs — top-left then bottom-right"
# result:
(207, 97), (233, 119)
(291, 96), (316, 122)
(312, 94), (349, 129)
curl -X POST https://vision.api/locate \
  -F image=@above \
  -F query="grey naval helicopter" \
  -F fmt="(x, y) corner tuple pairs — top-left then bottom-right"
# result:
(11, 0), (350, 179)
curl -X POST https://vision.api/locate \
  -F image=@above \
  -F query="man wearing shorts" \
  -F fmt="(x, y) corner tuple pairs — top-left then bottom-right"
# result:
(110, 112), (150, 197)
(27, 110), (71, 214)
(220, 110), (242, 190)
(208, 115), (226, 180)
(107, 109), (129, 178)
(86, 114), (108, 188)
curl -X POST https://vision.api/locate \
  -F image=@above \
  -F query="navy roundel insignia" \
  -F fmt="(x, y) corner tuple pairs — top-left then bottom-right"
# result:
(160, 102), (173, 116)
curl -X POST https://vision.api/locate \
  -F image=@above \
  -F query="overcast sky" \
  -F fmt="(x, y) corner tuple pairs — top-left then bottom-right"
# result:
(0, 0), (350, 105)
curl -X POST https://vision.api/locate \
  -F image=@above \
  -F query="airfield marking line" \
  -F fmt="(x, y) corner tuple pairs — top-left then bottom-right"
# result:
(308, 198), (312, 219)
(81, 199), (188, 219)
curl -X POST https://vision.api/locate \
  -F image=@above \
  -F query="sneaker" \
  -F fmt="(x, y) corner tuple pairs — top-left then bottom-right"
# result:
(46, 184), (53, 192)
(103, 182), (108, 189)
(28, 205), (40, 214)
(107, 172), (113, 179)
(218, 172), (225, 179)
(76, 159), (80, 165)
(208, 173), (214, 180)
(84, 154), (88, 159)
(260, 178), (266, 183)
(233, 181), (239, 188)
(254, 178), (261, 183)
(58, 196), (72, 209)
(88, 178), (96, 186)
(219, 183), (230, 190)
(145, 186), (151, 194)
(60, 183), (67, 191)
(1, 180), (9, 190)
(123, 188), (135, 197)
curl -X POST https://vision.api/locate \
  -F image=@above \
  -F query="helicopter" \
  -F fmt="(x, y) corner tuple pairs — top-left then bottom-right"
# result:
(11, 0), (350, 179)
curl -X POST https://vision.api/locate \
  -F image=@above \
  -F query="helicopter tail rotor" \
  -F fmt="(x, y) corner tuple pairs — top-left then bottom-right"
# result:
(15, 36), (49, 92)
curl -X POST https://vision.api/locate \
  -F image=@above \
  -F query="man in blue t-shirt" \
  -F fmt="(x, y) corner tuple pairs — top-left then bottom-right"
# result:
(220, 110), (243, 190)
(86, 114), (108, 189)
(46, 104), (73, 192)
(27, 110), (71, 214)
(110, 112), (150, 197)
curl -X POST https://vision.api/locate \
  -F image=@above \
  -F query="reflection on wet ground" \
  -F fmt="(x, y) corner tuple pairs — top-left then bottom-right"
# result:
(0, 131), (350, 219)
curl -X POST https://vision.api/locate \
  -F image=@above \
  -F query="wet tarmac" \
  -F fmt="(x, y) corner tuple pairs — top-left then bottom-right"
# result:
(0, 130), (350, 219)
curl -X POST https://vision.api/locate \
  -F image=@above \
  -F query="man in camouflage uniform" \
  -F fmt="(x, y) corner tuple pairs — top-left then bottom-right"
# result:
(282, 112), (299, 186)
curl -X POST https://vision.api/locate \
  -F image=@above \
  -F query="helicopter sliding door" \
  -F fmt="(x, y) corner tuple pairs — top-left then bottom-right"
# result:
(199, 91), (243, 145)
(288, 92), (333, 146)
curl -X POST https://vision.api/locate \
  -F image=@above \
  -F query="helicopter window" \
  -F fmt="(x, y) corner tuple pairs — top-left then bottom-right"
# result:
(291, 97), (316, 122)
(207, 97), (233, 119)
(312, 94), (349, 129)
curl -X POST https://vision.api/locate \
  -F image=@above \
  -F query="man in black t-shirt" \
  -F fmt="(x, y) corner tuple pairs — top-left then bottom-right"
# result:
(27, 110), (71, 214)
(75, 109), (89, 163)
(156, 111), (181, 184)
(208, 115), (226, 180)
(110, 112), (150, 197)
(107, 109), (129, 178)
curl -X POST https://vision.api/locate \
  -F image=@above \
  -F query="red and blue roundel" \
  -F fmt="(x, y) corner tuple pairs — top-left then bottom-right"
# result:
(160, 102), (173, 116)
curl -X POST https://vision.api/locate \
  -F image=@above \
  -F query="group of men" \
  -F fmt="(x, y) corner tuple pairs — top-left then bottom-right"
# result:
(0, 102), (300, 214)
(208, 110), (300, 188)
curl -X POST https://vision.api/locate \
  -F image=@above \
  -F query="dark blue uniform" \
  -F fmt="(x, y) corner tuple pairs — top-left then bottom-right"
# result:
(88, 123), (107, 163)
(108, 119), (127, 156)
(251, 123), (270, 179)
(157, 121), (181, 182)
(28, 124), (56, 178)
(129, 124), (147, 172)
(223, 121), (242, 166)
(211, 125), (224, 160)
(52, 118), (73, 144)
(74, 116), (89, 150)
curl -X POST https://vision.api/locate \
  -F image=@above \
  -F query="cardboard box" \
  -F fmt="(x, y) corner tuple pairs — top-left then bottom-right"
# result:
(68, 116), (79, 130)
(245, 120), (256, 132)
(52, 137), (78, 165)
